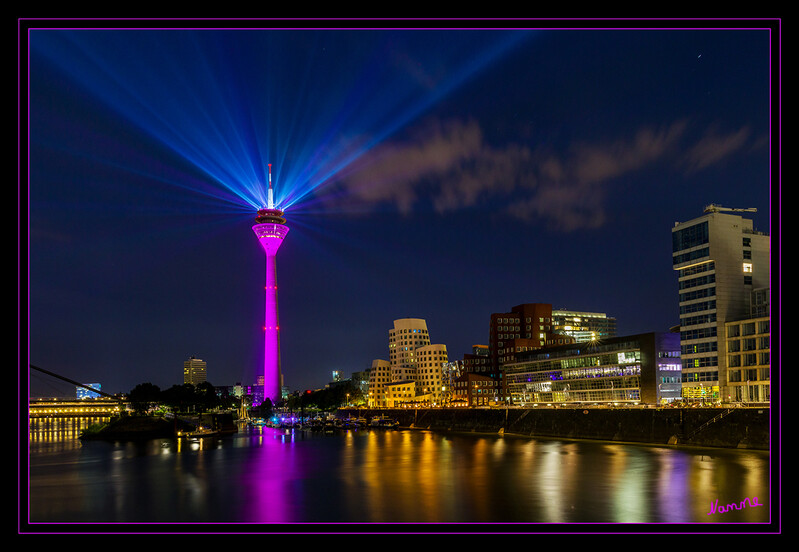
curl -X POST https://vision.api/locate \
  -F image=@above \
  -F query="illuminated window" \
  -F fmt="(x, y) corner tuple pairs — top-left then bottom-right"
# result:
(743, 262), (753, 273)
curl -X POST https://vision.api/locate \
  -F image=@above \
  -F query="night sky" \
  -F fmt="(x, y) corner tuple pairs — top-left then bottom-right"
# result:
(23, 20), (777, 397)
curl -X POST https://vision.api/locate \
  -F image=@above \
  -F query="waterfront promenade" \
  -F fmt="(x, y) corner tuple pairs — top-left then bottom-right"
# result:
(337, 406), (770, 450)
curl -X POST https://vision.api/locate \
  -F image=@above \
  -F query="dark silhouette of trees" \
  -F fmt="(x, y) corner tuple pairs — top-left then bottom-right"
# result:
(128, 382), (162, 414)
(129, 381), (223, 414)
(287, 381), (363, 412)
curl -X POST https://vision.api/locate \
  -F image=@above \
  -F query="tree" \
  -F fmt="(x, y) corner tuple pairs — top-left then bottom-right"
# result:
(161, 383), (197, 413)
(128, 382), (162, 414)
(194, 381), (221, 412)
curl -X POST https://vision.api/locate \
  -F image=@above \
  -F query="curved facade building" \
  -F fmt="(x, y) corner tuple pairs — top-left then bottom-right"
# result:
(388, 318), (430, 382)
(368, 359), (391, 408)
(416, 344), (448, 403)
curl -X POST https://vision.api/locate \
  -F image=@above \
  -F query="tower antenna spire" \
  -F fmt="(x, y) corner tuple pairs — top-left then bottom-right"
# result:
(267, 163), (274, 209)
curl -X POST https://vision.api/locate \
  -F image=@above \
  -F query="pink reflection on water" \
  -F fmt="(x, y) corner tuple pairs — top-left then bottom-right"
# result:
(238, 427), (300, 523)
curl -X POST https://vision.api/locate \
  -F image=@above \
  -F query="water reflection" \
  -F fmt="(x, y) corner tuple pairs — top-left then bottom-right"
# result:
(27, 421), (771, 526)
(29, 416), (107, 451)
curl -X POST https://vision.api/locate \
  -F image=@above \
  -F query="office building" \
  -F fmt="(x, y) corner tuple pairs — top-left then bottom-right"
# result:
(368, 359), (391, 408)
(504, 332), (681, 405)
(76, 383), (101, 399)
(385, 380), (417, 407)
(183, 356), (207, 385)
(552, 309), (617, 342)
(416, 343), (448, 404)
(383, 318), (449, 406)
(489, 303), (554, 373)
(672, 205), (769, 403)
(724, 288), (770, 404)
(389, 318), (431, 381)
(453, 372), (502, 407)
(461, 344), (490, 374)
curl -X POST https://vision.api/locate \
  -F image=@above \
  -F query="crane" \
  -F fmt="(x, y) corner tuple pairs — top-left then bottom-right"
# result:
(703, 204), (757, 214)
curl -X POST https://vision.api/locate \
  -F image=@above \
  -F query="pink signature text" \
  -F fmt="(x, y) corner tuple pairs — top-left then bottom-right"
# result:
(707, 496), (764, 515)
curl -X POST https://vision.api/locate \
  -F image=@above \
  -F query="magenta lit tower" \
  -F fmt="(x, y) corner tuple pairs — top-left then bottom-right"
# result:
(252, 164), (288, 405)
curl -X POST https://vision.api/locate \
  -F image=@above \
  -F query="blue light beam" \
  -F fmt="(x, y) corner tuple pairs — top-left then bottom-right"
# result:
(29, 28), (536, 216)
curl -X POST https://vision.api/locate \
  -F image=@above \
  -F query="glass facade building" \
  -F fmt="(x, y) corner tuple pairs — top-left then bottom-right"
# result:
(76, 383), (101, 399)
(551, 310), (617, 342)
(504, 332), (681, 406)
(672, 207), (769, 403)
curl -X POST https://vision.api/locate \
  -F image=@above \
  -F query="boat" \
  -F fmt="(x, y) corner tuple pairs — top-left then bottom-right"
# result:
(341, 417), (364, 429)
(323, 418), (344, 433)
(369, 415), (399, 429)
(176, 426), (218, 439)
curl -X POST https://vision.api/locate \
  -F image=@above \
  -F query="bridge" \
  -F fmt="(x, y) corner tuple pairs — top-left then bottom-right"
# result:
(28, 364), (125, 417)
(29, 397), (122, 418)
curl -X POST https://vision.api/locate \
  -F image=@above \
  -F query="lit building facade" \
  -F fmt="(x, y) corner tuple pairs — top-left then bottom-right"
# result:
(382, 318), (450, 406)
(504, 332), (681, 406)
(552, 309), (617, 342)
(461, 344), (490, 374)
(416, 344), (448, 404)
(482, 303), (557, 403)
(183, 356), (207, 385)
(385, 380), (416, 408)
(672, 206), (769, 403)
(368, 359), (391, 408)
(76, 383), (101, 399)
(440, 360), (463, 405)
(452, 372), (502, 407)
(490, 304), (554, 373)
(389, 318), (431, 381)
(724, 288), (770, 404)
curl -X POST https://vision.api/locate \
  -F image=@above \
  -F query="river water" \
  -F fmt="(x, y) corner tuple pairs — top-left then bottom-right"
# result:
(25, 417), (774, 532)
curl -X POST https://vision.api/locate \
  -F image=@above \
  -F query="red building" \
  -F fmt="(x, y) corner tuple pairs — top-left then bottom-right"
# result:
(460, 303), (576, 405)
(452, 372), (502, 407)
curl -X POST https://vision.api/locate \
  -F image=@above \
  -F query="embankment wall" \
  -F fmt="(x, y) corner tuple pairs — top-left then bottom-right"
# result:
(337, 407), (770, 450)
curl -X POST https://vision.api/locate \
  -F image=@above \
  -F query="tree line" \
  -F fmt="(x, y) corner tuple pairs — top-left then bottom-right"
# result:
(127, 381), (242, 415)
(126, 379), (365, 416)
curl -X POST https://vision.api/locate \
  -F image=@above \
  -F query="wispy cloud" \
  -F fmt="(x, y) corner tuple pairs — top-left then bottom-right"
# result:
(324, 118), (759, 231)
(680, 125), (752, 172)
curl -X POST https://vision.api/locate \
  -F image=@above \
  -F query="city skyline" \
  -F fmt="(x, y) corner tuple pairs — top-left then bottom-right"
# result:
(24, 19), (777, 396)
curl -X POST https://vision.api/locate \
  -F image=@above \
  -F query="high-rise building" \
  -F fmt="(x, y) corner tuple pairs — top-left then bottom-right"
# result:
(383, 318), (449, 406)
(388, 318), (431, 382)
(368, 359), (391, 408)
(671, 205), (769, 403)
(252, 165), (288, 405)
(183, 356), (207, 385)
(552, 309), (617, 342)
(489, 303), (554, 375)
(416, 343), (448, 404)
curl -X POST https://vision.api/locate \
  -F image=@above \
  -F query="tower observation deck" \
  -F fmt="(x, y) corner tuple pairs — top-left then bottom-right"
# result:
(252, 165), (288, 404)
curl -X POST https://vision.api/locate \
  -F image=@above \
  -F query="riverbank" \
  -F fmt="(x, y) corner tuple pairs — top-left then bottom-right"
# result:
(79, 412), (237, 441)
(337, 406), (771, 450)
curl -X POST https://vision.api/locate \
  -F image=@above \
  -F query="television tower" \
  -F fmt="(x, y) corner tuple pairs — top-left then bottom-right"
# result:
(252, 164), (288, 405)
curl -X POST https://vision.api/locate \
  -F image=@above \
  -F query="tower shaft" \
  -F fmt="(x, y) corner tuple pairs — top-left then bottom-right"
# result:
(253, 216), (289, 405)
